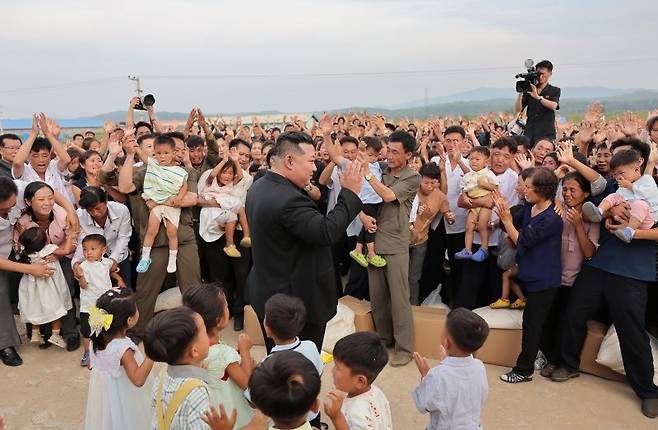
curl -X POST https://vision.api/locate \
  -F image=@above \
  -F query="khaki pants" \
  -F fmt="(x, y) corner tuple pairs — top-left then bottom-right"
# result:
(367, 251), (415, 355)
(131, 242), (201, 338)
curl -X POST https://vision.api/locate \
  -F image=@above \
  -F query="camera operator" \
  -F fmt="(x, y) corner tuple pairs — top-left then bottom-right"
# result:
(514, 60), (560, 146)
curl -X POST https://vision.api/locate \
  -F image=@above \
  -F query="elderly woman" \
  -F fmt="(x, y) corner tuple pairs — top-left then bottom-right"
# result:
(495, 167), (563, 383)
(13, 181), (80, 349)
(540, 171), (600, 378)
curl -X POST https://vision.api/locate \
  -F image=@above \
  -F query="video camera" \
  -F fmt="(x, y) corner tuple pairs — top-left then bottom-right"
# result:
(515, 59), (541, 93)
(133, 94), (156, 111)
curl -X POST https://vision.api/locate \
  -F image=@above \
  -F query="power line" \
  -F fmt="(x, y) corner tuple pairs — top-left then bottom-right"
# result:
(1, 57), (657, 96)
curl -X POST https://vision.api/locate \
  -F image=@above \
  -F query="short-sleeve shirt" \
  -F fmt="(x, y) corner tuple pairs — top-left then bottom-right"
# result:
(412, 355), (488, 430)
(459, 168), (498, 198)
(142, 158), (188, 204)
(374, 165), (421, 255)
(79, 258), (114, 313)
(150, 365), (211, 430)
(14, 204), (71, 254)
(341, 385), (393, 430)
(522, 84), (561, 140)
(13, 159), (75, 204)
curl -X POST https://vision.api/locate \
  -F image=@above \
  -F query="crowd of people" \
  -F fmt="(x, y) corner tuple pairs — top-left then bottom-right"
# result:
(2, 66), (658, 427)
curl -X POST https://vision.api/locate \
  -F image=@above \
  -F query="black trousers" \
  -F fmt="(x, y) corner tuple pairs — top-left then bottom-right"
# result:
(202, 231), (250, 321)
(514, 287), (559, 376)
(356, 203), (380, 245)
(331, 233), (351, 298)
(541, 285), (571, 365)
(418, 221), (464, 306)
(344, 236), (369, 300)
(560, 265), (658, 399)
(454, 243), (502, 310)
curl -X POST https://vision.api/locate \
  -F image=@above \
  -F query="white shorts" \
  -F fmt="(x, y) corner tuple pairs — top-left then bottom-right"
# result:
(151, 205), (181, 228)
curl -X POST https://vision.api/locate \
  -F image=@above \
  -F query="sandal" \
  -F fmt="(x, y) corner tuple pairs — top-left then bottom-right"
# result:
(510, 298), (526, 309)
(136, 258), (152, 273)
(490, 298), (510, 309)
(499, 370), (533, 384)
(367, 254), (387, 268)
(349, 251), (368, 268)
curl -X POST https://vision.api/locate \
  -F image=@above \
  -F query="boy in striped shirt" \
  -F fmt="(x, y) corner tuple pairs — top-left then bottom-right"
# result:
(137, 135), (188, 274)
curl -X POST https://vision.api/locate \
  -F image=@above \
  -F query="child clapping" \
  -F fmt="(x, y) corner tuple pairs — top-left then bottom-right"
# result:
(324, 332), (393, 430)
(412, 308), (489, 430)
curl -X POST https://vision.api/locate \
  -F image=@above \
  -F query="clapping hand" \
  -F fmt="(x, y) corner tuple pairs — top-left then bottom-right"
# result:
(323, 390), (346, 420)
(201, 404), (237, 430)
(413, 352), (431, 378)
(338, 160), (364, 195)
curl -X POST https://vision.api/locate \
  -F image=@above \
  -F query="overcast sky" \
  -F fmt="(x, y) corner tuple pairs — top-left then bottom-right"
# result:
(1, 0), (657, 118)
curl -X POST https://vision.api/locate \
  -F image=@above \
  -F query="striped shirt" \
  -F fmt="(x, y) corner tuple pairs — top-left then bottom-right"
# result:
(143, 158), (188, 204)
(151, 364), (212, 430)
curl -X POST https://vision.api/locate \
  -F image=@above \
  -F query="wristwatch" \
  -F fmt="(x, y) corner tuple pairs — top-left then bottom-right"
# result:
(538, 96), (545, 102)
(364, 173), (373, 182)
(304, 183), (313, 192)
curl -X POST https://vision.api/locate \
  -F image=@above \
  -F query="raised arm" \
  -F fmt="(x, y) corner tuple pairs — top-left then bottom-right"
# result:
(38, 114), (70, 172)
(318, 161), (336, 187)
(13, 114), (39, 178)
(127, 97), (139, 130)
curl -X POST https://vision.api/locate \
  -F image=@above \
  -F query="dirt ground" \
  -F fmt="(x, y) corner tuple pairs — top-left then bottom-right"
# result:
(1, 318), (656, 430)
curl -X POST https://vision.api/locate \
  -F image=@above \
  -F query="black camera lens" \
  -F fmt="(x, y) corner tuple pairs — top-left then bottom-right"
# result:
(143, 94), (155, 107)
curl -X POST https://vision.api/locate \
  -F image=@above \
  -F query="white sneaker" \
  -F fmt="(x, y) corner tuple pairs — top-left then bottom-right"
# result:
(30, 334), (41, 344)
(48, 333), (67, 349)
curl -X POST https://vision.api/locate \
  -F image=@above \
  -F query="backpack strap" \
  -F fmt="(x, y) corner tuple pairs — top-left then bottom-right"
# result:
(156, 371), (205, 430)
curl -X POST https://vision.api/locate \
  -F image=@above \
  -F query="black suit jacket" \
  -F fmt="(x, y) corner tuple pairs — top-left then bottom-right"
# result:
(245, 170), (363, 325)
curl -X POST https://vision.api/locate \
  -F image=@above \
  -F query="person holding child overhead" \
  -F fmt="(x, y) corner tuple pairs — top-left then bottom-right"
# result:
(245, 131), (364, 351)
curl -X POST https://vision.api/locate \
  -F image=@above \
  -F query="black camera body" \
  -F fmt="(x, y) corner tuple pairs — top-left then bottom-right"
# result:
(515, 59), (541, 93)
(134, 94), (156, 111)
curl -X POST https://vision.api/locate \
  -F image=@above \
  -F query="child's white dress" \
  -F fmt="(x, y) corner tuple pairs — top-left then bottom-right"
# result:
(18, 244), (72, 324)
(205, 343), (254, 429)
(84, 337), (153, 430)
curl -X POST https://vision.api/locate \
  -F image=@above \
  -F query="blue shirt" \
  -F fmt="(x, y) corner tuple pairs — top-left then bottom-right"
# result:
(516, 202), (563, 292)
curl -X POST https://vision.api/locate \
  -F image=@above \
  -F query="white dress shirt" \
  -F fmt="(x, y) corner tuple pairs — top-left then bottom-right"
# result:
(431, 156), (470, 234)
(73, 201), (132, 264)
(473, 168), (519, 247)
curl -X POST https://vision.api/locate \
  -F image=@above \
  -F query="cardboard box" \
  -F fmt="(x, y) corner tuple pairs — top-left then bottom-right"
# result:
(412, 306), (448, 360)
(474, 328), (523, 367)
(338, 296), (375, 332)
(243, 305), (265, 346)
(579, 320), (627, 383)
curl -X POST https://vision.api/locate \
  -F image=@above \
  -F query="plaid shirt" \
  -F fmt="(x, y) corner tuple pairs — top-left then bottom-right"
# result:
(151, 364), (212, 430)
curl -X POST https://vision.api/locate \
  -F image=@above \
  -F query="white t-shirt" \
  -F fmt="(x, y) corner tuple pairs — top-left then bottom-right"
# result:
(342, 385), (393, 430)
(79, 258), (114, 313)
(432, 157), (470, 234)
(412, 356), (488, 430)
(473, 168), (519, 247)
(327, 164), (362, 237)
(0, 180), (27, 259)
(13, 159), (75, 204)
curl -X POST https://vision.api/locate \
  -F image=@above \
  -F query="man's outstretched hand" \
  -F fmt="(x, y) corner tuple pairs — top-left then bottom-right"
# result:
(339, 160), (364, 196)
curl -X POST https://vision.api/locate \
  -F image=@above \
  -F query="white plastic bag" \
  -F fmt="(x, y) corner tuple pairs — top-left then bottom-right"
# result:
(473, 306), (523, 329)
(596, 325), (658, 385)
(154, 287), (182, 313)
(322, 303), (356, 354)
(421, 286), (450, 311)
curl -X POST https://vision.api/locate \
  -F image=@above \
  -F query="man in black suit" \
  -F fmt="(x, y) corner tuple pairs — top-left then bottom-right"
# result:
(246, 131), (364, 351)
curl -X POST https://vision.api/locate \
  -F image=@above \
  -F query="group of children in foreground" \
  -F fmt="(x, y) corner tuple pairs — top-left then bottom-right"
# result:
(82, 283), (490, 430)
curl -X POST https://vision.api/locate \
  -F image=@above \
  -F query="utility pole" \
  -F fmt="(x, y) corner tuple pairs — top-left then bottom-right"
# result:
(0, 106), (3, 133)
(128, 76), (145, 121)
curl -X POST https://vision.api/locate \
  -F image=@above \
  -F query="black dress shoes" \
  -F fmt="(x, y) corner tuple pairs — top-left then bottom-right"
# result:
(1, 347), (23, 366)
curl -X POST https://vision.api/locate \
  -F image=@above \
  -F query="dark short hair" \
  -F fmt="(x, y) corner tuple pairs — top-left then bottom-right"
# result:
(186, 135), (205, 150)
(270, 132), (314, 162)
(419, 162), (440, 180)
(512, 135), (531, 149)
(562, 171), (591, 195)
(469, 146), (490, 158)
(332, 332), (388, 384)
(17, 226), (48, 263)
(520, 167), (536, 181)
(164, 131), (185, 143)
(529, 167), (559, 201)
(0, 133), (21, 147)
(646, 116), (658, 133)
(145, 307), (200, 365)
(78, 186), (108, 209)
(249, 351), (320, 426)
(265, 294), (306, 340)
(444, 125), (466, 139)
(388, 130), (416, 154)
(154, 134), (176, 149)
(610, 149), (641, 171)
(82, 233), (107, 247)
(182, 283), (227, 335)
(339, 136), (359, 147)
(24, 181), (54, 204)
(229, 138), (251, 151)
(573, 150), (589, 166)
(445, 308), (489, 353)
(135, 121), (153, 133)
(31, 137), (52, 153)
(543, 152), (559, 166)
(0, 177), (18, 202)
(610, 137), (650, 171)
(137, 133), (156, 147)
(82, 137), (98, 151)
(72, 133), (84, 140)
(363, 136), (382, 152)
(535, 60), (554, 72)
(92, 289), (137, 352)
(492, 136), (518, 154)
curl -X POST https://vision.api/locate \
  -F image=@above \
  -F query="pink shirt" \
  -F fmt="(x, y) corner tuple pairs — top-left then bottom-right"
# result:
(561, 215), (600, 286)
(14, 204), (72, 256)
